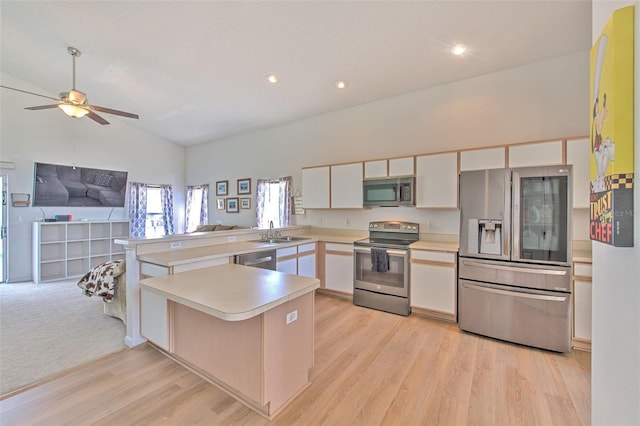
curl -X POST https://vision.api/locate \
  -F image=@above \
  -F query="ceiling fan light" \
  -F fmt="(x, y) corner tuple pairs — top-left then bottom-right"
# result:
(58, 103), (89, 118)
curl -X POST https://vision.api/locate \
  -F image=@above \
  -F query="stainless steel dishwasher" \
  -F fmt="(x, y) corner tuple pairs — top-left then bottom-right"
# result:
(234, 249), (276, 270)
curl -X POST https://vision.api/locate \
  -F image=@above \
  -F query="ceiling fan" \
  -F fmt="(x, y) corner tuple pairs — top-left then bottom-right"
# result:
(0, 46), (139, 125)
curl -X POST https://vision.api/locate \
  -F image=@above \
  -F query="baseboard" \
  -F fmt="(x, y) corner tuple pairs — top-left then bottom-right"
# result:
(411, 307), (457, 323)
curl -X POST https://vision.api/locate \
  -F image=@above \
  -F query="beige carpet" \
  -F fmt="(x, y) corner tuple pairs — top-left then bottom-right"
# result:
(0, 278), (127, 396)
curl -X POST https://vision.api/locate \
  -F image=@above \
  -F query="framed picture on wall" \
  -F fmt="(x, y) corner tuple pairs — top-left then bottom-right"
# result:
(216, 180), (228, 196)
(216, 198), (225, 210)
(237, 178), (251, 195)
(226, 197), (239, 213)
(241, 198), (251, 209)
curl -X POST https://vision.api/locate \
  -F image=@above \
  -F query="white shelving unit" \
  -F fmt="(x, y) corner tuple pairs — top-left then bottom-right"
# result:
(32, 220), (129, 283)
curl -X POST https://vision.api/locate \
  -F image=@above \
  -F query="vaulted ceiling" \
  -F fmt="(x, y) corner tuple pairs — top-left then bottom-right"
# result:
(1, 1), (592, 146)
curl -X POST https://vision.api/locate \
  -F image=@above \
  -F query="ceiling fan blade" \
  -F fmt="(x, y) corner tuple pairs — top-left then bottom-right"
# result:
(90, 105), (139, 119)
(86, 110), (110, 125)
(1, 85), (59, 101)
(25, 104), (60, 110)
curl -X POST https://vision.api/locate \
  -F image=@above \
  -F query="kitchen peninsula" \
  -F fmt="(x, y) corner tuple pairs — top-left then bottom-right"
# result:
(140, 263), (320, 418)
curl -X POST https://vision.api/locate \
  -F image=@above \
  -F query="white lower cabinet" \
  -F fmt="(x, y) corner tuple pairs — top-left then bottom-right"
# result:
(140, 289), (169, 351)
(410, 249), (457, 320)
(572, 261), (592, 349)
(297, 243), (317, 278)
(276, 246), (298, 274)
(324, 243), (353, 294)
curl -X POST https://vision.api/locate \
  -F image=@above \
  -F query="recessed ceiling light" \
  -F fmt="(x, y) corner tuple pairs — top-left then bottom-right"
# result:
(335, 80), (348, 89)
(266, 73), (279, 84)
(452, 44), (467, 56)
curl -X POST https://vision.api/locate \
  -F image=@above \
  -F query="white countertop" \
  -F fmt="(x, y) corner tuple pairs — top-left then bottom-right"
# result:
(140, 263), (320, 321)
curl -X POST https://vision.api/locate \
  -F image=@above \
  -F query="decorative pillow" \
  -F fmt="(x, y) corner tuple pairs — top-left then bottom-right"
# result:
(77, 260), (125, 302)
(194, 224), (218, 232)
(35, 175), (47, 184)
(93, 173), (113, 187)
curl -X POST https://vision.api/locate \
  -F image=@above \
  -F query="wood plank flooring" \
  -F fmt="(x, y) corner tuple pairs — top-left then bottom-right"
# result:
(0, 293), (591, 425)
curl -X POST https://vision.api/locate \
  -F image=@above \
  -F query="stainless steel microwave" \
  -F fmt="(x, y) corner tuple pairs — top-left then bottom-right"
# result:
(363, 177), (415, 207)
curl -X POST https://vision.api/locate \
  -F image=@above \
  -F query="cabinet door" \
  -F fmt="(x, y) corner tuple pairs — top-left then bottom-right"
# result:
(140, 290), (169, 350)
(566, 137), (590, 209)
(415, 152), (458, 208)
(410, 262), (456, 315)
(508, 140), (563, 167)
(302, 166), (330, 209)
(298, 253), (316, 278)
(331, 163), (363, 209)
(573, 279), (592, 341)
(460, 147), (506, 171)
(389, 157), (414, 176)
(324, 243), (353, 294)
(277, 258), (297, 274)
(364, 160), (387, 178)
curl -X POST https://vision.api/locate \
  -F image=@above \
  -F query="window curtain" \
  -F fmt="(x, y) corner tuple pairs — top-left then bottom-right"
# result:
(199, 184), (209, 225)
(128, 182), (147, 237)
(185, 184), (209, 232)
(160, 185), (175, 235)
(255, 177), (292, 228)
(278, 176), (292, 227)
(255, 179), (270, 228)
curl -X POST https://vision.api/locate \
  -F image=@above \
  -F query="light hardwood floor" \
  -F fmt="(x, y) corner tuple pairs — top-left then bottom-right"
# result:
(0, 293), (590, 425)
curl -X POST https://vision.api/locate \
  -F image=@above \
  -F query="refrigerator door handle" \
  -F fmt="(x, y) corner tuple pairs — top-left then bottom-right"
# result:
(511, 170), (521, 260)
(504, 170), (511, 258)
(462, 259), (567, 276)
(462, 282), (568, 302)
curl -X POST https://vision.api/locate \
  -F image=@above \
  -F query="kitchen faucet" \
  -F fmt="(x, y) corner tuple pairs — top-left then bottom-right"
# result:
(267, 220), (274, 239)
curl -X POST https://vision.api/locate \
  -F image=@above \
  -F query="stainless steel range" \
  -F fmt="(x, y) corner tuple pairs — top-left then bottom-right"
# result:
(353, 221), (419, 316)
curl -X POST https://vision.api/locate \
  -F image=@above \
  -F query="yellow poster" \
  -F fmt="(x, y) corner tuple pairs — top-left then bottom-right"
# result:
(589, 5), (634, 247)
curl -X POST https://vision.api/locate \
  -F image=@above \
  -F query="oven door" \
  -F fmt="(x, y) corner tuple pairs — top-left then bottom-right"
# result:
(354, 247), (409, 297)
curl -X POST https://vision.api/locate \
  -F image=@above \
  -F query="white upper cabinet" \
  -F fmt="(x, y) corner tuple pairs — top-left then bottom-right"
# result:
(508, 140), (563, 167)
(388, 157), (414, 176)
(415, 152), (459, 208)
(330, 162), (363, 208)
(364, 160), (388, 178)
(364, 157), (414, 178)
(566, 137), (590, 209)
(302, 166), (330, 209)
(460, 147), (506, 171)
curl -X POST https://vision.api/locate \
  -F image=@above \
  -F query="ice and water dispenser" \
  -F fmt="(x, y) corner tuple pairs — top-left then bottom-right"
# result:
(466, 219), (503, 256)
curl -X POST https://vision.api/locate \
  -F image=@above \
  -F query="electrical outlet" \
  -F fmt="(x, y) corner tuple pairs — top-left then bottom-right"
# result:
(286, 310), (298, 324)
(346, 218), (351, 226)
(170, 241), (182, 249)
(315, 218), (323, 225)
(227, 235), (236, 242)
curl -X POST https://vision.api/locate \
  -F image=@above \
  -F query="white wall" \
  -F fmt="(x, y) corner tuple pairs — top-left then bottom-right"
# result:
(186, 52), (590, 237)
(0, 73), (186, 282)
(591, 2), (640, 425)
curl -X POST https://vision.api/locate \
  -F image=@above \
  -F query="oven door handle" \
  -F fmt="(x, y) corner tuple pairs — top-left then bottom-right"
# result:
(462, 282), (567, 302)
(354, 247), (407, 256)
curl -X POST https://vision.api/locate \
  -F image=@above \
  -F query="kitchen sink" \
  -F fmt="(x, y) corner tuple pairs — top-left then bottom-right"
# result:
(249, 236), (311, 244)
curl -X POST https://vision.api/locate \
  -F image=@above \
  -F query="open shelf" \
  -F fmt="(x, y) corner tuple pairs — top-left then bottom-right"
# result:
(33, 220), (129, 283)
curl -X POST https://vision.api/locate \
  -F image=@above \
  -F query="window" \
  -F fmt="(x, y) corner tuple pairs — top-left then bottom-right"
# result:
(256, 177), (292, 229)
(145, 187), (165, 237)
(185, 184), (209, 232)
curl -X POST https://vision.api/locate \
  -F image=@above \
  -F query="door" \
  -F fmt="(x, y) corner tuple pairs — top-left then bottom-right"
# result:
(459, 168), (511, 261)
(1, 175), (6, 283)
(353, 247), (408, 297)
(512, 166), (572, 265)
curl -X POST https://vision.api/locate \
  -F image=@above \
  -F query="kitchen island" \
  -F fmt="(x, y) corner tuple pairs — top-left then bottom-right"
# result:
(139, 263), (320, 419)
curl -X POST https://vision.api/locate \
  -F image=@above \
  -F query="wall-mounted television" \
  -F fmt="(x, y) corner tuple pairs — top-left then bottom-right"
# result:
(33, 162), (128, 207)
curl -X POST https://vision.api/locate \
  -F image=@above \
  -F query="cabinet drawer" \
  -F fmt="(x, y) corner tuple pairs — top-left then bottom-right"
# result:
(325, 243), (353, 254)
(277, 246), (297, 258)
(411, 250), (456, 264)
(298, 242), (316, 253)
(573, 262), (592, 278)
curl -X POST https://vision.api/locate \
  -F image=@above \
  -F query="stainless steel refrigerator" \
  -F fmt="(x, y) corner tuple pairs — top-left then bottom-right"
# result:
(458, 165), (573, 352)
